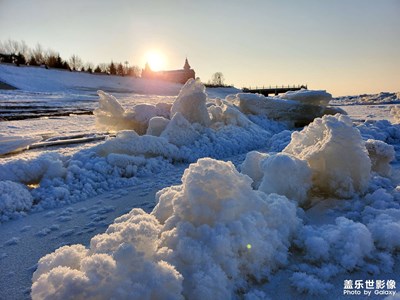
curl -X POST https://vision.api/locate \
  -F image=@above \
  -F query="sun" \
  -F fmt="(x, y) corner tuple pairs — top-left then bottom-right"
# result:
(145, 51), (166, 72)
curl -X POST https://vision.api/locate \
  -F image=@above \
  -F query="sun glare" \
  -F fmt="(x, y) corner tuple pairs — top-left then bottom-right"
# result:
(145, 51), (166, 71)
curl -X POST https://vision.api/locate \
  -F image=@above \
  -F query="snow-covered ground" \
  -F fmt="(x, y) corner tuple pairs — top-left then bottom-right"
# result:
(1, 64), (400, 299)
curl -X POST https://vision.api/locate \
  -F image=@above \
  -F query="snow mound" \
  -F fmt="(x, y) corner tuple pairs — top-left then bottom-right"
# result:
(258, 153), (312, 205)
(279, 89), (332, 106)
(284, 114), (371, 198)
(0, 181), (33, 221)
(296, 217), (374, 270)
(32, 158), (300, 299)
(31, 213), (184, 300)
(170, 78), (211, 126)
(365, 139), (395, 177)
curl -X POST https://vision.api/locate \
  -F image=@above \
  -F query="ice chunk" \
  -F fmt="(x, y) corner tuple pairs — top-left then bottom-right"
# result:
(146, 116), (170, 136)
(279, 89), (332, 106)
(160, 112), (200, 147)
(284, 114), (371, 198)
(258, 153), (312, 205)
(237, 93), (326, 127)
(170, 79), (211, 126)
(94, 90), (165, 134)
(208, 99), (252, 127)
(0, 135), (42, 156)
(240, 151), (270, 188)
(365, 139), (395, 177)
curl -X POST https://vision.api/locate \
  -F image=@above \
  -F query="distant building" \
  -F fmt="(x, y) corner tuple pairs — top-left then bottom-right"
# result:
(141, 58), (195, 84)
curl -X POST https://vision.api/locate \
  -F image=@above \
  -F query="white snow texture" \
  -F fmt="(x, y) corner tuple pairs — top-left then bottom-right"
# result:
(32, 158), (300, 300)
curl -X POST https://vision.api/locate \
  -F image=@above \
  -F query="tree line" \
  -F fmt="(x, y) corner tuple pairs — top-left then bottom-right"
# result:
(0, 39), (141, 77)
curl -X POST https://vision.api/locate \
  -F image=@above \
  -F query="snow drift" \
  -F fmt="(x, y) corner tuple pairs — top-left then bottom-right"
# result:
(32, 158), (300, 299)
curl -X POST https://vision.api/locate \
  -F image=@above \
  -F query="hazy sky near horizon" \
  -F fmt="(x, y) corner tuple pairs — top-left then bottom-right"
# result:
(0, 0), (399, 96)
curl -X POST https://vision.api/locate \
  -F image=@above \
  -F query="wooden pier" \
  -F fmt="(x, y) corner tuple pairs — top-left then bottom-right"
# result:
(242, 84), (307, 96)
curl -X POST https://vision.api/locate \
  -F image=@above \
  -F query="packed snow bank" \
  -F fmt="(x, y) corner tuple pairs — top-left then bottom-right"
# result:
(284, 114), (371, 198)
(32, 158), (300, 299)
(279, 89), (332, 106)
(235, 92), (343, 127)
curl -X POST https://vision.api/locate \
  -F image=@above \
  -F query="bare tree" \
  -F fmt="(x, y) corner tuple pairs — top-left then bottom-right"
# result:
(124, 61), (129, 75)
(44, 49), (59, 67)
(127, 65), (141, 77)
(85, 62), (94, 73)
(31, 43), (45, 65)
(3, 39), (19, 54)
(211, 72), (225, 86)
(98, 63), (108, 73)
(69, 54), (83, 71)
(117, 63), (124, 76)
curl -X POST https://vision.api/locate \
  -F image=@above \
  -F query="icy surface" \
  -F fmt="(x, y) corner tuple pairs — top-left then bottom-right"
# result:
(1, 65), (400, 299)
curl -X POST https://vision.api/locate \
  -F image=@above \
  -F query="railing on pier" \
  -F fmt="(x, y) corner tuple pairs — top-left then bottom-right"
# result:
(242, 84), (307, 96)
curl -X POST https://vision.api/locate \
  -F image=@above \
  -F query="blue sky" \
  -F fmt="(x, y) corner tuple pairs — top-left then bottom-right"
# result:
(0, 0), (399, 96)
